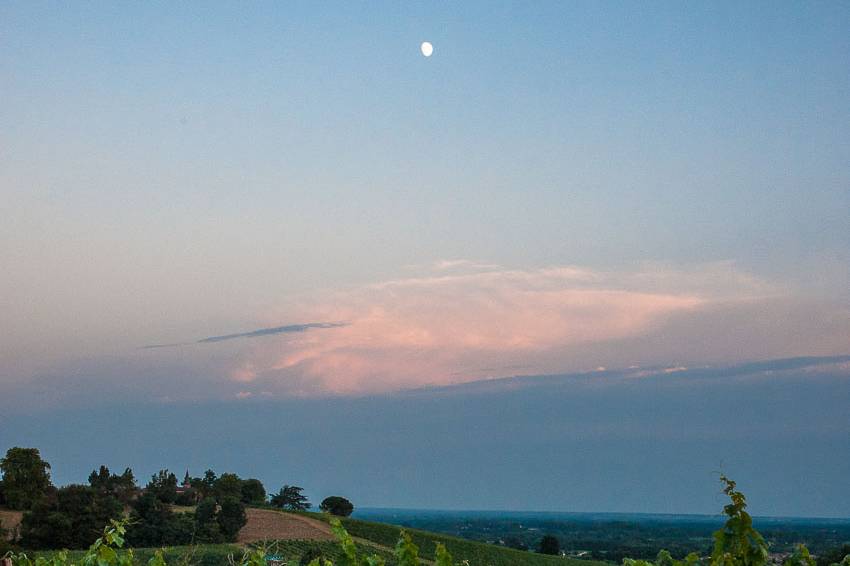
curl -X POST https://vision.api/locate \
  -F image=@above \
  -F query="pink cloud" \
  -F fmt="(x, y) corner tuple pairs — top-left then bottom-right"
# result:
(226, 264), (764, 395)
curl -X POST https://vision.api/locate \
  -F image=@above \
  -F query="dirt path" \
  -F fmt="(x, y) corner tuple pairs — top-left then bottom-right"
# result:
(237, 508), (336, 543)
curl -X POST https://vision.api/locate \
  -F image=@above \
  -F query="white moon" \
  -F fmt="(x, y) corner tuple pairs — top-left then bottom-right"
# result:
(420, 41), (433, 57)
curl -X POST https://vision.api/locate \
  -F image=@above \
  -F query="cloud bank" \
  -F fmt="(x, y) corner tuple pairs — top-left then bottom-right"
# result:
(6, 260), (846, 408)
(219, 262), (790, 395)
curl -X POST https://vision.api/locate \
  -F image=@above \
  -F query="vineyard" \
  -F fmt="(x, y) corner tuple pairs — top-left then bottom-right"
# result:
(306, 511), (603, 566)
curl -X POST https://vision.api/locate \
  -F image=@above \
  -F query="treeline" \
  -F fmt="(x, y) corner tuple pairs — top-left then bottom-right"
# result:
(0, 447), (350, 551)
(5, 476), (850, 566)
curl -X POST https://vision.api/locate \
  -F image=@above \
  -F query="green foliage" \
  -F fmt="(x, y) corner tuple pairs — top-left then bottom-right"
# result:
(193, 497), (224, 544)
(213, 474), (242, 501)
(433, 544), (452, 566)
(125, 492), (193, 547)
(394, 531), (419, 566)
(239, 479), (266, 505)
(19, 485), (122, 549)
(320, 497), (354, 517)
(784, 545), (816, 566)
(270, 486), (311, 511)
(616, 477), (791, 566)
(710, 476), (769, 566)
(329, 517), (361, 566)
(622, 550), (701, 566)
(88, 467), (137, 505)
(9, 520), (134, 566)
(146, 471), (178, 505)
(216, 497), (246, 542)
(0, 448), (52, 510)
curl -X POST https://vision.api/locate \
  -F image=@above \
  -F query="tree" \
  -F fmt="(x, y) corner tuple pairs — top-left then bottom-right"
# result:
(320, 496), (354, 517)
(126, 491), (193, 547)
(194, 497), (223, 543)
(88, 466), (138, 504)
(214, 472), (243, 500)
(19, 484), (122, 549)
(114, 468), (138, 503)
(190, 469), (218, 500)
(240, 478), (266, 505)
(270, 485), (311, 510)
(146, 470), (178, 504)
(0, 447), (52, 510)
(538, 535), (560, 555)
(217, 496), (247, 541)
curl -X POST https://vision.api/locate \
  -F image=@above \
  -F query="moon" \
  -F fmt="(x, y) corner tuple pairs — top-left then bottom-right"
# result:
(420, 41), (433, 57)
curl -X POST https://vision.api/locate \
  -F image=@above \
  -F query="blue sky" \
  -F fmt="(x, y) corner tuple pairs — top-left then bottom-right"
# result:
(1, 2), (849, 515)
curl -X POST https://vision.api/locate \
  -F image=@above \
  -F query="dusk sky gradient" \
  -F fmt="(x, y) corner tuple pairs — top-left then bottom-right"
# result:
(1, 2), (849, 516)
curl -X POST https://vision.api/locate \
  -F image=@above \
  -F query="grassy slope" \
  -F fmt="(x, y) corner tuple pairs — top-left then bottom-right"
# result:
(304, 511), (608, 566)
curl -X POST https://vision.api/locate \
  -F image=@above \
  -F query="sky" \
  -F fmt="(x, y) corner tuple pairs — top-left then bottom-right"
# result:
(1, 2), (849, 516)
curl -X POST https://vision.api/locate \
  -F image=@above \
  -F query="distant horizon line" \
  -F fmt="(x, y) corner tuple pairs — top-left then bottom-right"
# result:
(354, 506), (850, 523)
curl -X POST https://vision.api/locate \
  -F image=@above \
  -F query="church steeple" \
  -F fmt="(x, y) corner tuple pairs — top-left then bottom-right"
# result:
(183, 469), (191, 487)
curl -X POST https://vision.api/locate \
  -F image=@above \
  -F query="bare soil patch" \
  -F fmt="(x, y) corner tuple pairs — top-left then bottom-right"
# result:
(0, 509), (23, 539)
(237, 509), (335, 543)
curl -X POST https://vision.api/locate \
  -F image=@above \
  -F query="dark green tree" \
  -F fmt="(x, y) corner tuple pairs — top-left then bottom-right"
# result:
(538, 535), (560, 555)
(0, 447), (52, 510)
(88, 465), (112, 493)
(146, 470), (178, 504)
(214, 473), (243, 500)
(240, 478), (266, 505)
(87, 466), (137, 504)
(114, 468), (138, 503)
(194, 496), (223, 543)
(126, 491), (193, 547)
(217, 496), (247, 541)
(194, 469), (217, 499)
(320, 496), (354, 517)
(19, 484), (122, 549)
(270, 485), (311, 510)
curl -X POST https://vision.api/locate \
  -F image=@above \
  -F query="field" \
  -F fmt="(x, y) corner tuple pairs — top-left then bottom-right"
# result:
(237, 508), (335, 543)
